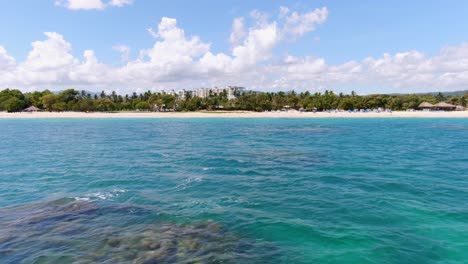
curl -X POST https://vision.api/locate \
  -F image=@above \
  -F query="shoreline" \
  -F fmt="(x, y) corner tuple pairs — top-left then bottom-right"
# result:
(1, 111), (468, 119)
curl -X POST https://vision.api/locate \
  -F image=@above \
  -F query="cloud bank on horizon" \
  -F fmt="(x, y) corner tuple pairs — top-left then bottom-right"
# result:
(0, 1), (467, 94)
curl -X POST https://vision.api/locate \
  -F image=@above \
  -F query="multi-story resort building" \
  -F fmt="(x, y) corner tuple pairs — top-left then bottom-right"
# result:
(161, 86), (245, 100)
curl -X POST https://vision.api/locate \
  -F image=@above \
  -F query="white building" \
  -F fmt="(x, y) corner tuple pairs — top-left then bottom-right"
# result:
(225, 86), (245, 100)
(162, 86), (245, 100)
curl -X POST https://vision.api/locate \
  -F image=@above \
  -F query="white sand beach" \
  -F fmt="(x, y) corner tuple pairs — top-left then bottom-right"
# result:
(0, 111), (467, 118)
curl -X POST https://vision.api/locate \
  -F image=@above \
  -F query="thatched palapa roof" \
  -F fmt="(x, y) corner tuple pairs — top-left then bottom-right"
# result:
(24, 106), (40, 111)
(418, 102), (434, 108)
(434, 102), (456, 108)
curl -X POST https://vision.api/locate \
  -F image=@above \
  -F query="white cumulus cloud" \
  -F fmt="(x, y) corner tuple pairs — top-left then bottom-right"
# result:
(55, 0), (134, 10)
(281, 7), (328, 39)
(229, 17), (246, 46)
(279, 6), (290, 18)
(55, 0), (106, 10)
(109, 0), (133, 7)
(0, 46), (16, 71)
(22, 32), (77, 71)
(113, 45), (131, 62)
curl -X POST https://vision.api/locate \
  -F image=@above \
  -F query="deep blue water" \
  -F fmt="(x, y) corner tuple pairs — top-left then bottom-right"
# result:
(0, 118), (467, 263)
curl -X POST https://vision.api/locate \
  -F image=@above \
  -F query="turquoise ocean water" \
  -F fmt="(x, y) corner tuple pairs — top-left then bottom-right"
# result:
(0, 118), (467, 263)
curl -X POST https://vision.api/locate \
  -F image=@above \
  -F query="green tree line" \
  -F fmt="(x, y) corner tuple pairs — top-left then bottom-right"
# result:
(0, 88), (467, 112)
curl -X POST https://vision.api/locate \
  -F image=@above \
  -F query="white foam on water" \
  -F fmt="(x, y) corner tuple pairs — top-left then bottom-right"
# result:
(74, 189), (128, 201)
(73, 197), (91, 201)
(184, 177), (202, 184)
(175, 177), (203, 190)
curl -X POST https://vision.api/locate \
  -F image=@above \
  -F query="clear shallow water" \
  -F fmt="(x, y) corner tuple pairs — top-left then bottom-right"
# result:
(0, 118), (467, 263)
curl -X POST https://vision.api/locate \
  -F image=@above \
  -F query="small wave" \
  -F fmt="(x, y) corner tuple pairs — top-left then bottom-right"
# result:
(226, 158), (246, 163)
(257, 127), (333, 133)
(429, 124), (467, 130)
(75, 189), (127, 201)
(175, 177), (203, 190)
(185, 177), (202, 183)
(73, 197), (90, 201)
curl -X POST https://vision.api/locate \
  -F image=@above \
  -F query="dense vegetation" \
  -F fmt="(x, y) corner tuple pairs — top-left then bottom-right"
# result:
(0, 88), (467, 112)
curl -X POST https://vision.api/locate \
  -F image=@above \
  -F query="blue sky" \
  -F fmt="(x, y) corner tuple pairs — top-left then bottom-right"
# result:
(0, 0), (467, 94)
